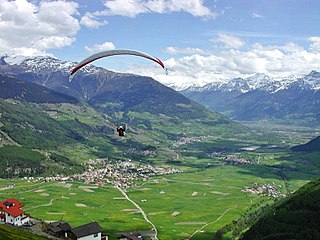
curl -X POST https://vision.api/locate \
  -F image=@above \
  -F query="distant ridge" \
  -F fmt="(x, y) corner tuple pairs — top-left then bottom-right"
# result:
(291, 136), (320, 152)
(181, 71), (320, 125)
(0, 74), (79, 104)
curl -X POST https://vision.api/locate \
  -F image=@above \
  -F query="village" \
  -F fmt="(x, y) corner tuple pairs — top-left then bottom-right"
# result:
(206, 152), (258, 166)
(241, 182), (286, 198)
(223, 154), (257, 165)
(23, 158), (183, 189)
(172, 136), (206, 147)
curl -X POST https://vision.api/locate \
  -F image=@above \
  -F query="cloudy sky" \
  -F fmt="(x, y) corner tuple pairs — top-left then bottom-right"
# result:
(1, 0), (320, 88)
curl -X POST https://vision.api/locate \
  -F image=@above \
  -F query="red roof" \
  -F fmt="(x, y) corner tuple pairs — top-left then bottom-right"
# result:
(0, 198), (25, 217)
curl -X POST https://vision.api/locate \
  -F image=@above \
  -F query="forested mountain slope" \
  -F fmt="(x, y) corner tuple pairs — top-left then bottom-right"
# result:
(241, 178), (320, 240)
(292, 135), (320, 152)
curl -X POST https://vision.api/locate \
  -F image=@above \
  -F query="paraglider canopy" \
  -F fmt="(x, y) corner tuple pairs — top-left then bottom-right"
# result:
(69, 49), (165, 80)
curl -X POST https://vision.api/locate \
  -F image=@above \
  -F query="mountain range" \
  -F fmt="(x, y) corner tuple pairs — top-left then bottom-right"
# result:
(2, 56), (319, 125)
(180, 72), (320, 125)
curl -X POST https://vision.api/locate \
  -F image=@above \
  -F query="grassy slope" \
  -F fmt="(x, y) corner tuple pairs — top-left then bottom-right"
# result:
(241, 178), (320, 240)
(0, 99), (125, 176)
(0, 224), (47, 240)
(0, 98), (249, 168)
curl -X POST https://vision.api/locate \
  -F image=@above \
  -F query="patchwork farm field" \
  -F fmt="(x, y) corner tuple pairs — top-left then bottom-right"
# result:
(1, 149), (318, 240)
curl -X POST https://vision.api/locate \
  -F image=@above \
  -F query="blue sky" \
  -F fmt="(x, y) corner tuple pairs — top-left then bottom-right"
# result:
(1, 0), (320, 88)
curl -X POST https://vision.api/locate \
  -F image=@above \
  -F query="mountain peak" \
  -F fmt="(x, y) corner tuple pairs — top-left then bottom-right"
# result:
(249, 72), (270, 79)
(308, 70), (320, 76)
(19, 56), (72, 73)
(0, 57), (7, 66)
(3, 55), (36, 65)
(302, 70), (320, 89)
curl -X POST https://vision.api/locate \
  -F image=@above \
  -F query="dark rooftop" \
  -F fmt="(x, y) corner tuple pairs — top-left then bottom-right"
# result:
(49, 221), (72, 234)
(71, 222), (103, 238)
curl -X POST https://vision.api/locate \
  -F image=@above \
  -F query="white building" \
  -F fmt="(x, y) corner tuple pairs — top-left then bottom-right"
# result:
(68, 222), (106, 240)
(0, 198), (30, 226)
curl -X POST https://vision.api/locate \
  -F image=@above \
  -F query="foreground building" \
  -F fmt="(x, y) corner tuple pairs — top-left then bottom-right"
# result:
(0, 198), (30, 226)
(68, 222), (105, 240)
(48, 221), (107, 240)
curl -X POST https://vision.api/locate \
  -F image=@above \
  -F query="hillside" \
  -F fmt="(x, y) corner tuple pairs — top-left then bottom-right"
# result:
(0, 74), (79, 104)
(241, 178), (320, 240)
(292, 135), (320, 152)
(0, 76), (128, 177)
(0, 224), (47, 240)
(0, 98), (120, 176)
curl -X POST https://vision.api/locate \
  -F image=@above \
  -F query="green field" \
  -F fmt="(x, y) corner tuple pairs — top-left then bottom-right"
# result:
(0, 147), (318, 240)
(0, 120), (319, 239)
(0, 224), (47, 240)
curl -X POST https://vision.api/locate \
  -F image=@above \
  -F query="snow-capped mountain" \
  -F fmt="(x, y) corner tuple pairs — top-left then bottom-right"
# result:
(181, 71), (320, 125)
(182, 73), (316, 94)
(0, 55), (126, 100)
(1, 55), (107, 76)
(303, 70), (320, 90)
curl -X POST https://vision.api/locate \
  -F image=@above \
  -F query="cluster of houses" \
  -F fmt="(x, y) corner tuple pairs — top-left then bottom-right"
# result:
(173, 136), (206, 147)
(223, 155), (255, 165)
(128, 148), (157, 157)
(23, 158), (182, 189)
(206, 152), (257, 166)
(242, 183), (286, 198)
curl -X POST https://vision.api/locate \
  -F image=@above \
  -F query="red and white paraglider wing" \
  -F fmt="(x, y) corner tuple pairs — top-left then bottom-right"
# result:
(69, 49), (165, 79)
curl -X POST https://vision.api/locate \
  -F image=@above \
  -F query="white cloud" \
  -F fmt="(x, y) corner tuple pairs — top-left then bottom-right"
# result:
(85, 42), (116, 52)
(165, 46), (205, 54)
(126, 40), (320, 89)
(11, 47), (49, 57)
(99, 0), (216, 18)
(101, 0), (146, 18)
(0, 0), (80, 56)
(80, 12), (108, 29)
(309, 36), (320, 52)
(36, 36), (75, 50)
(210, 33), (245, 49)
(252, 12), (263, 18)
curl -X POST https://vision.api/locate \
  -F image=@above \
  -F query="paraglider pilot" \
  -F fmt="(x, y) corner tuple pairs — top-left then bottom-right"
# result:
(117, 125), (126, 137)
